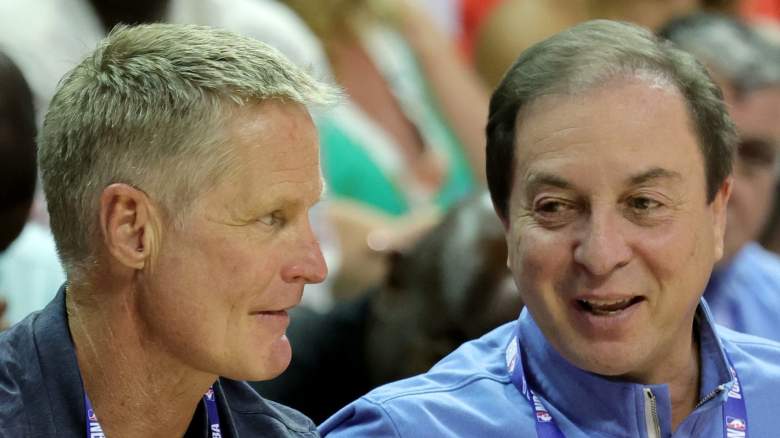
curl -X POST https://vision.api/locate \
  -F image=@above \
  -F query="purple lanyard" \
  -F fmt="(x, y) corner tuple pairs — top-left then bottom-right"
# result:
(505, 328), (749, 438)
(84, 386), (222, 438)
(504, 332), (565, 438)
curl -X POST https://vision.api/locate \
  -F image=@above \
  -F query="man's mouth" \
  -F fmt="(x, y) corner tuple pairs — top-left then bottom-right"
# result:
(576, 296), (644, 315)
(255, 310), (288, 316)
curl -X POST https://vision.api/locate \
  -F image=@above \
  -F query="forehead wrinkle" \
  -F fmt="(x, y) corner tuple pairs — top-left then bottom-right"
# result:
(517, 104), (582, 145)
(515, 139), (594, 194)
(260, 149), (320, 177)
(266, 175), (323, 206)
(515, 94), (581, 142)
(525, 125), (582, 148)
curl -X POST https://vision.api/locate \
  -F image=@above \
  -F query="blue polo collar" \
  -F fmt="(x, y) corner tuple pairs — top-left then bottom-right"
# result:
(514, 299), (734, 436)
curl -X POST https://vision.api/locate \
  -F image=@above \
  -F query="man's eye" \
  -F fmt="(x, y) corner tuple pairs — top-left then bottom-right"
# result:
(532, 198), (578, 227)
(628, 197), (661, 211)
(537, 201), (569, 213)
(258, 212), (285, 227)
(533, 198), (578, 219)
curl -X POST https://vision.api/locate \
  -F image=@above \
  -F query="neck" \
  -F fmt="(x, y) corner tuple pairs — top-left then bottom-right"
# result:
(667, 342), (701, 431)
(624, 324), (701, 432)
(668, 330), (701, 431)
(67, 281), (216, 438)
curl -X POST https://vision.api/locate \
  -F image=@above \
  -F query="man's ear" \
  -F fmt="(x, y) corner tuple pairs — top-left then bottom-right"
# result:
(711, 176), (733, 261)
(99, 183), (158, 270)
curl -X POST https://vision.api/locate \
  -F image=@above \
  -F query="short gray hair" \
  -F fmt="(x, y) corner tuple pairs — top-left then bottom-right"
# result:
(38, 23), (337, 277)
(486, 20), (737, 221)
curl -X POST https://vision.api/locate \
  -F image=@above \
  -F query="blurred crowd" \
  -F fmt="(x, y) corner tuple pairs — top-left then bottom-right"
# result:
(1, 0), (779, 424)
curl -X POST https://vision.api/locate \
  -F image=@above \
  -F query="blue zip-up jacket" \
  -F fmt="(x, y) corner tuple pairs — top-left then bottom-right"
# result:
(320, 300), (780, 437)
(705, 242), (780, 342)
(0, 287), (320, 437)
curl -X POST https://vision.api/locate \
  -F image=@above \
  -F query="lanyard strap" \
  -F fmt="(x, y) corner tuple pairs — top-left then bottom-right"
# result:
(203, 386), (223, 438)
(84, 386), (222, 438)
(505, 329), (748, 437)
(84, 393), (103, 438)
(504, 333), (565, 438)
(724, 365), (748, 436)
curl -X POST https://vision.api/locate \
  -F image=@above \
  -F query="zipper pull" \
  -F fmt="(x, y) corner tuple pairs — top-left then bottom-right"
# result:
(643, 388), (662, 438)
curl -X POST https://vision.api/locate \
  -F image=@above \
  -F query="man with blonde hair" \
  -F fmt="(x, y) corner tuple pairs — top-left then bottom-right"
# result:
(0, 23), (335, 437)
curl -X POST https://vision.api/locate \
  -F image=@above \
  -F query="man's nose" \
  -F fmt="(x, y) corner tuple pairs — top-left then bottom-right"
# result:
(281, 224), (328, 284)
(573, 211), (632, 277)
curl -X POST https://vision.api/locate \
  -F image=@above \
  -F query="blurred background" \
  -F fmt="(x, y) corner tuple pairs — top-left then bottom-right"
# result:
(1, 0), (778, 422)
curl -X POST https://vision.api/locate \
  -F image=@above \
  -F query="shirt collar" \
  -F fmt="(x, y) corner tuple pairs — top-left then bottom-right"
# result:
(34, 285), (235, 437)
(32, 284), (86, 434)
(514, 299), (733, 435)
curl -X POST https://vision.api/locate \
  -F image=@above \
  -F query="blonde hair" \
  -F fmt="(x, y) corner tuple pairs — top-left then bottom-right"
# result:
(38, 23), (337, 277)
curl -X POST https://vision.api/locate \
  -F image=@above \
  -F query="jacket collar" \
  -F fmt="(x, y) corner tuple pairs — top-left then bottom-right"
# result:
(514, 299), (733, 436)
(32, 285), (314, 437)
(32, 284), (87, 435)
(32, 285), (235, 437)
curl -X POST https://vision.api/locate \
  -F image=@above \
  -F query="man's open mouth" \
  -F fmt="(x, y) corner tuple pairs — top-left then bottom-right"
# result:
(576, 296), (644, 315)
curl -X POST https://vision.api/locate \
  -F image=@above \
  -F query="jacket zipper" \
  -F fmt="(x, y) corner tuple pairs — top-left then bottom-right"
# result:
(643, 388), (661, 438)
(694, 385), (725, 409)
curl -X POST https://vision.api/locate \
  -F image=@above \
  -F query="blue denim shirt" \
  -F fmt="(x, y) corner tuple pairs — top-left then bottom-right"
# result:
(0, 286), (319, 437)
(706, 242), (780, 342)
(320, 300), (780, 437)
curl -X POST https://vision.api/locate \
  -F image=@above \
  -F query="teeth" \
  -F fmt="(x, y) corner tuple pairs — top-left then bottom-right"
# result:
(581, 298), (631, 308)
(578, 298), (635, 314)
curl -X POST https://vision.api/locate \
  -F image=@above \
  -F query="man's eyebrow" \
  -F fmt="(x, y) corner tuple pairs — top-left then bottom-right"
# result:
(522, 168), (681, 194)
(524, 172), (573, 192)
(627, 167), (682, 186)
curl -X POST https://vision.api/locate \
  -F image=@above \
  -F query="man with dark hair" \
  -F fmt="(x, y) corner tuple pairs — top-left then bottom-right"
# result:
(321, 20), (780, 437)
(660, 12), (780, 342)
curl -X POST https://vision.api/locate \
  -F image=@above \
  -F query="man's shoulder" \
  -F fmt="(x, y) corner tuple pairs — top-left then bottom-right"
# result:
(719, 325), (780, 360)
(0, 313), (43, 436)
(717, 327), (780, 431)
(718, 325), (780, 381)
(0, 311), (40, 368)
(218, 378), (318, 437)
(320, 322), (536, 437)
(369, 325), (514, 402)
(0, 291), (65, 363)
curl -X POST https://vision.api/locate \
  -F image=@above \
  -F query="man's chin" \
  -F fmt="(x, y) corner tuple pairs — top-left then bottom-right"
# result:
(555, 339), (649, 380)
(224, 338), (293, 382)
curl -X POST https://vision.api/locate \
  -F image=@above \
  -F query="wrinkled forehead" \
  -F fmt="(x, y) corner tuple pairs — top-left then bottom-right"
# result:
(513, 73), (688, 153)
(517, 69), (680, 124)
(510, 76), (705, 191)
